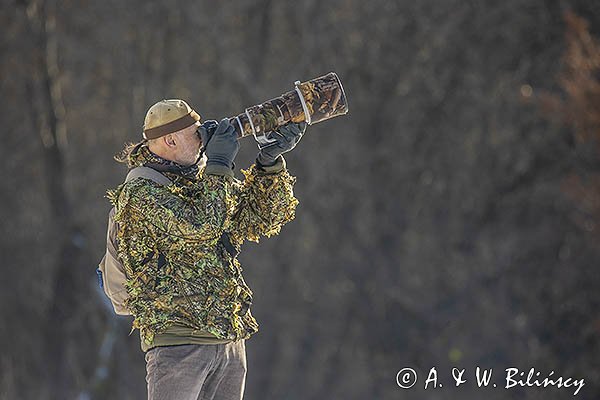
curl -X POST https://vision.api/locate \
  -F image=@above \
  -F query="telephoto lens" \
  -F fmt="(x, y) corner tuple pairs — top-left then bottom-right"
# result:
(228, 72), (348, 147)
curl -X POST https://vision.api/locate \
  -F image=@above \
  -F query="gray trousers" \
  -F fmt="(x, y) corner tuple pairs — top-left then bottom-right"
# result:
(145, 340), (247, 400)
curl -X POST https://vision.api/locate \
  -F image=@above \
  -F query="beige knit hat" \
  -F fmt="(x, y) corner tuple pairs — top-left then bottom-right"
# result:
(142, 99), (201, 140)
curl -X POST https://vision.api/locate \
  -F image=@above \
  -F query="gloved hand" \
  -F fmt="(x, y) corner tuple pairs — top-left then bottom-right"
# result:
(197, 119), (218, 150)
(203, 118), (239, 168)
(257, 122), (307, 166)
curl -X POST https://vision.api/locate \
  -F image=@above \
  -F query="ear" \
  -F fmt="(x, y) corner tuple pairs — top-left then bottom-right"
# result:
(163, 134), (176, 148)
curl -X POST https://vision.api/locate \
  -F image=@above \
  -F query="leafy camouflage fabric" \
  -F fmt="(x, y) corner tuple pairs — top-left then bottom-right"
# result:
(107, 144), (298, 345)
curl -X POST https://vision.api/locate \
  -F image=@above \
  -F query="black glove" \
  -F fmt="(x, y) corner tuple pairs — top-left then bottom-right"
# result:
(204, 118), (239, 168)
(257, 122), (307, 166)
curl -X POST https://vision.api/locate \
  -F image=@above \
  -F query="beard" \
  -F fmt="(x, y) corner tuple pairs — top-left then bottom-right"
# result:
(177, 144), (202, 166)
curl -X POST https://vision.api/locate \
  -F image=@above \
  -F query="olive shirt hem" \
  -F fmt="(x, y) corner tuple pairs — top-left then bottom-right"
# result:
(141, 323), (233, 352)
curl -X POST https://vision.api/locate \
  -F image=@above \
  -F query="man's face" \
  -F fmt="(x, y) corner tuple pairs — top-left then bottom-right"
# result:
(172, 121), (202, 166)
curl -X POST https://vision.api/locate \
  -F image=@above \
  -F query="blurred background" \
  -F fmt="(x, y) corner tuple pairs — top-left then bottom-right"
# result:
(2, 0), (600, 399)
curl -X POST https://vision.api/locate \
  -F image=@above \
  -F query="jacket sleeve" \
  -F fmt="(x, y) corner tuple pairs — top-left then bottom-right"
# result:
(227, 156), (299, 245)
(111, 174), (235, 248)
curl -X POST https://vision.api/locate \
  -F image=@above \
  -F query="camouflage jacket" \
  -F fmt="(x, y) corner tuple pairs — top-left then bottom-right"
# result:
(107, 144), (298, 345)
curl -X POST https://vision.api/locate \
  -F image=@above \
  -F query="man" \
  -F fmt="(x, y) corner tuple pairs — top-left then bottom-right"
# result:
(107, 99), (305, 399)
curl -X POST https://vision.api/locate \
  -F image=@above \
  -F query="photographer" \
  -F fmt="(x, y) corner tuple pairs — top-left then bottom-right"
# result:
(106, 99), (305, 400)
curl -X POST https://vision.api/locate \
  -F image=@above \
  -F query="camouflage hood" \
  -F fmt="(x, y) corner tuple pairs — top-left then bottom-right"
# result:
(124, 141), (201, 181)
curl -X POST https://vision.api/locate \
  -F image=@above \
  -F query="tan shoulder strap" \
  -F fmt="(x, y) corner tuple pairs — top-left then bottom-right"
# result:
(125, 166), (172, 186)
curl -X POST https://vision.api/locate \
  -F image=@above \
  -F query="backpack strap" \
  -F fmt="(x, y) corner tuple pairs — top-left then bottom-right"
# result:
(125, 166), (173, 186)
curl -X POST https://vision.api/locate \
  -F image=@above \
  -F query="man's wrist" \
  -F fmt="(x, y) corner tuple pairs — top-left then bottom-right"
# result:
(205, 161), (234, 178)
(256, 152), (278, 167)
(255, 155), (285, 174)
